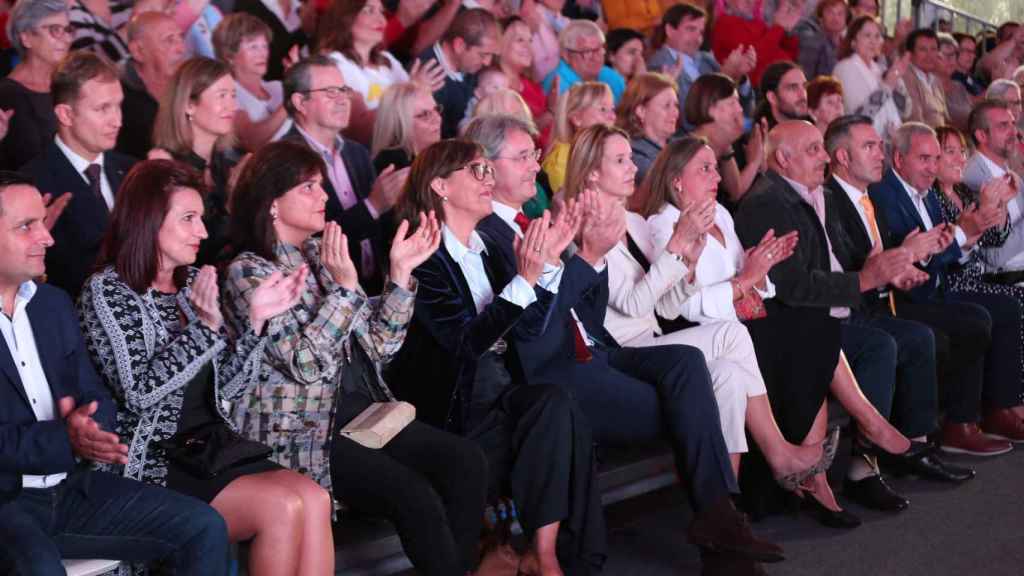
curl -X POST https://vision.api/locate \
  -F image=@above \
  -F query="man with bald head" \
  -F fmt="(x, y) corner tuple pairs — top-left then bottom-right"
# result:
(116, 11), (186, 158)
(734, 121), (917, 524)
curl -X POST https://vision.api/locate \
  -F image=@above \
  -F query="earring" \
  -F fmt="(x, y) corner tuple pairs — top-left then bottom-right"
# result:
(270, 205), (279, 220)
(440, 196), (448, 202)
(186, 112), (193, 122)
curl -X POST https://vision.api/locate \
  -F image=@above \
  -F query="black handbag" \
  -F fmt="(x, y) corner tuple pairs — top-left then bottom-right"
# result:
(157, 422), (272, 479)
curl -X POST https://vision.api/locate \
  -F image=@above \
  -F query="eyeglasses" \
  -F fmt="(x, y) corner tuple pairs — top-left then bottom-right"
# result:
(460, 161), (495, 182)
(38, 24), (74, 40)
(303, 86), (354, 99)
(413, 104), (443, 121)
(567, 45), (605, 59)
(495, 148), (541, 163)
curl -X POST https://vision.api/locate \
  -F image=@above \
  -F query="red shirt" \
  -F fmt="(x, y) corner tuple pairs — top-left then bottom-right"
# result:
(711, 13), (799, 88)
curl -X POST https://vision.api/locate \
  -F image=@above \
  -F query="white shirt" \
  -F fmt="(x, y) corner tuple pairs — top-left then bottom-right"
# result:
(2, 282), (68, 489)
(892, 169), (970, 250)
(432, 42), (464, 82)
(834, 175), (876, 248)
(442, 225), (537, 314)
(327, 51), (409, 110)
(976, 151), (1023, 224)
(235, 79), (292, 142)
(55, 135), (114, 210)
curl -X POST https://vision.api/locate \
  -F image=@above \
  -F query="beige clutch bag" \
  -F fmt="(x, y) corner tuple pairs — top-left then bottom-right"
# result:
(339, 402), (416, 449)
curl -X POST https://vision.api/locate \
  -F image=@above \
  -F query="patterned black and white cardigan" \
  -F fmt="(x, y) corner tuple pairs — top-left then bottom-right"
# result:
(77, 266), (265, 487)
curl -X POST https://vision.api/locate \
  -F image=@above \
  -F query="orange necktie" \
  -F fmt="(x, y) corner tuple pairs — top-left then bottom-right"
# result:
(859, 195), (897, 316)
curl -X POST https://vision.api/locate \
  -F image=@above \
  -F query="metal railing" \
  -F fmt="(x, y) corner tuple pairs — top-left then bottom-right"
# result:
(883, 0), (998, 36)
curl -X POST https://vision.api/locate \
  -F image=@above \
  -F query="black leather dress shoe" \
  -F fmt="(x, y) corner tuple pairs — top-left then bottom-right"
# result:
(881, 441), (976, 483)
(843, 474), (910, 512)
(802, 496), (862, 529)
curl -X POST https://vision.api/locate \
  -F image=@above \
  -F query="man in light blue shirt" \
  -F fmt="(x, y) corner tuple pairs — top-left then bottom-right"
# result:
(542, 19), (626, 104)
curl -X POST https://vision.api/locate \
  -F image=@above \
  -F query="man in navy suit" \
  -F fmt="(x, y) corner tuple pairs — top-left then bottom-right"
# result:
(868, 121), (1022, 455)
(281, 55), (407, 295)
(0, 172), (229, 574)
(465, 115), (784, 575)
(22, 51), (137, 299)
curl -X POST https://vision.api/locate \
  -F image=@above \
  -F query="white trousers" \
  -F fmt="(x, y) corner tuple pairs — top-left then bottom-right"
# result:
(625, 321), (767, 454)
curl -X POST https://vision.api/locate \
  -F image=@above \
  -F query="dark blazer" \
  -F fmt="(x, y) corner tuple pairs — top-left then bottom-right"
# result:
(476, 214), (619, 384)
(734, 170), (862, 310)
(388, 228), (554, 432)
(824, 175), (900, 312)
(116, 61), (158, 160)
(868, 168), (961, 301)
(23, 140), (137, 298)
(281, 124), (389, 294)
(0, 283), (117, 502)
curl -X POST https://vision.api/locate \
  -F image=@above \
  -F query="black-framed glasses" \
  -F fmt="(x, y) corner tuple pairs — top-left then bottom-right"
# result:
(303, 86), (354, 99)
(495, 148), (541, 163)
(38, 24), (74, 40)
(459, 161), (495, 182)
(413, 104), (443, 121)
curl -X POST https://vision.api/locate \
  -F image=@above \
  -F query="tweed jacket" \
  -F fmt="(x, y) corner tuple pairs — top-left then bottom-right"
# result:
(222, 238), (415, 490)
(78, 266), (264, 487)
(899, 64), (949, 128)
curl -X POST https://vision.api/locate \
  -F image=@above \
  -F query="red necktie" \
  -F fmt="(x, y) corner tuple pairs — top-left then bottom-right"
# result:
(571, 317), (593, 362)
(513, 212), (530, 234)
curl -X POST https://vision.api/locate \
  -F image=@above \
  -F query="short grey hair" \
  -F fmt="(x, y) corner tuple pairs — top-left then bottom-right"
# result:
(559, 19), (603, 52)
(282, 54), (336, 116)
(892, 122), (936, 158)
(6, 0), (68, 56)
(463, 114), (538, 160)
(986, 78), (1021, 101)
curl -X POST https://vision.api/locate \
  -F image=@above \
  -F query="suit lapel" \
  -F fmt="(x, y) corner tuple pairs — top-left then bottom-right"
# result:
(26, 300), (60, 398)
(437, 245), (478, 318)
(0, 331), (29, 408)
(886, 171), (926, 230)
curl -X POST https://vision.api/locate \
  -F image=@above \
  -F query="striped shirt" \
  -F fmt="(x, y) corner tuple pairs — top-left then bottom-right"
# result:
(69, 0), (132, 64)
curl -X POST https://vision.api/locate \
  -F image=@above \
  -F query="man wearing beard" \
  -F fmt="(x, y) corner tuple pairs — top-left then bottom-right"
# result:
(822, 115), (975, 515)
(962, 99), (1024, 276)
(755, 60), (812, 128)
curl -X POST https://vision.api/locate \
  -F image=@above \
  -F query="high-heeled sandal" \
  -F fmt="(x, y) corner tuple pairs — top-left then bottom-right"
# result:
(774, 425), (841, 493)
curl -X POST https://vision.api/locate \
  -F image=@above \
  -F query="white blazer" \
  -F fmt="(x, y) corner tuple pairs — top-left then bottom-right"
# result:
(603, 212), (693, 346)
(647, 202), (775, 325)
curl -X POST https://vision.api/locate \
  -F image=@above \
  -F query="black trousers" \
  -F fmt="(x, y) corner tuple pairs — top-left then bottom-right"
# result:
(330, 392), (489, 576)
(895, 293), (1020, 422)
(568, 344), (737, 513)
(468, 381), (606, 574)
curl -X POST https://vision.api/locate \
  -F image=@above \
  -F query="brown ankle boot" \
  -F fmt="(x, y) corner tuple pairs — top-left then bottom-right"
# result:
(688, 496), (785, 563)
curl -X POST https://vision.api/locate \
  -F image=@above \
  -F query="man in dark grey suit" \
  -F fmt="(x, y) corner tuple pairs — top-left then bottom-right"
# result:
(281, 55), (407, 295)
(22, 51), (137, 299)
(647, 2), (755, 132)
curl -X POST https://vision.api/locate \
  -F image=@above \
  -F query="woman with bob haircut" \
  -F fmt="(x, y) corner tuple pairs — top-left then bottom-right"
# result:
(564, 124), (836, 491)
(615, 72), (679, 186)
(78, 159), (336, 575)
(686, 73), (766, 208)
(371, 82), (443, 173)
(389, 139), (608, 575)
(151, 57), (239, 266)
(222, 140), (489, 576)
(641, 135), (912, 526)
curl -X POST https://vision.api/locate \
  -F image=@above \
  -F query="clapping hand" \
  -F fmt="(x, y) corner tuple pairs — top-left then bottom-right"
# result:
(514, 211), (550, 285)
(410, 59), (446, 92)
(891, 266), (929, 291)
(979, 174), (1017, 209)
(389, 210), (442, 288)
(722, 45), (756, 81)
(544, 199), (583, 265)
(883, 53), (911, 89)
(744, 118), (769, 170)
(0, 108), (13, 142)
(578, 188), (626, 267)
(368, 164), (412, 214)
(190, 265), (223, 333)
(59, 397), (128, 465)
(41, 192), (72, 231)
(667, 198), (715, 266)
(322, 221), (359, 291)
(900, 226), (947, 261)
(248, 266), (309, 334)
(958, 203), (1005, 240)
(739, 229), (798, 290)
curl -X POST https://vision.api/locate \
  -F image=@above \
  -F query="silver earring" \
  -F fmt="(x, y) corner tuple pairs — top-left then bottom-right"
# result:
(186, 112), (193, 122)
(440, 196), (448, 202)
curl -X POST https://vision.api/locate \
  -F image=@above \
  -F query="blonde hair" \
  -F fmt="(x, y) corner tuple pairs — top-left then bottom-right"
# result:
(616, 72), (677, 138)
(553, 81), (612, 146)
(563, 123), (630, 202)
(371, 82), (429, 158)
(470, 89), (537, 131)
(153, 57), (235, 156)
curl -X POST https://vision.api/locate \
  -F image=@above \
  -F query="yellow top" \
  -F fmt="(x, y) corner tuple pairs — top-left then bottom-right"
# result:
(542, 141), (571, 195)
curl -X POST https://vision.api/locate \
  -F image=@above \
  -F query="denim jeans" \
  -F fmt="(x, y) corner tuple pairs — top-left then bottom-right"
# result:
(0, 469), (229, 576)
